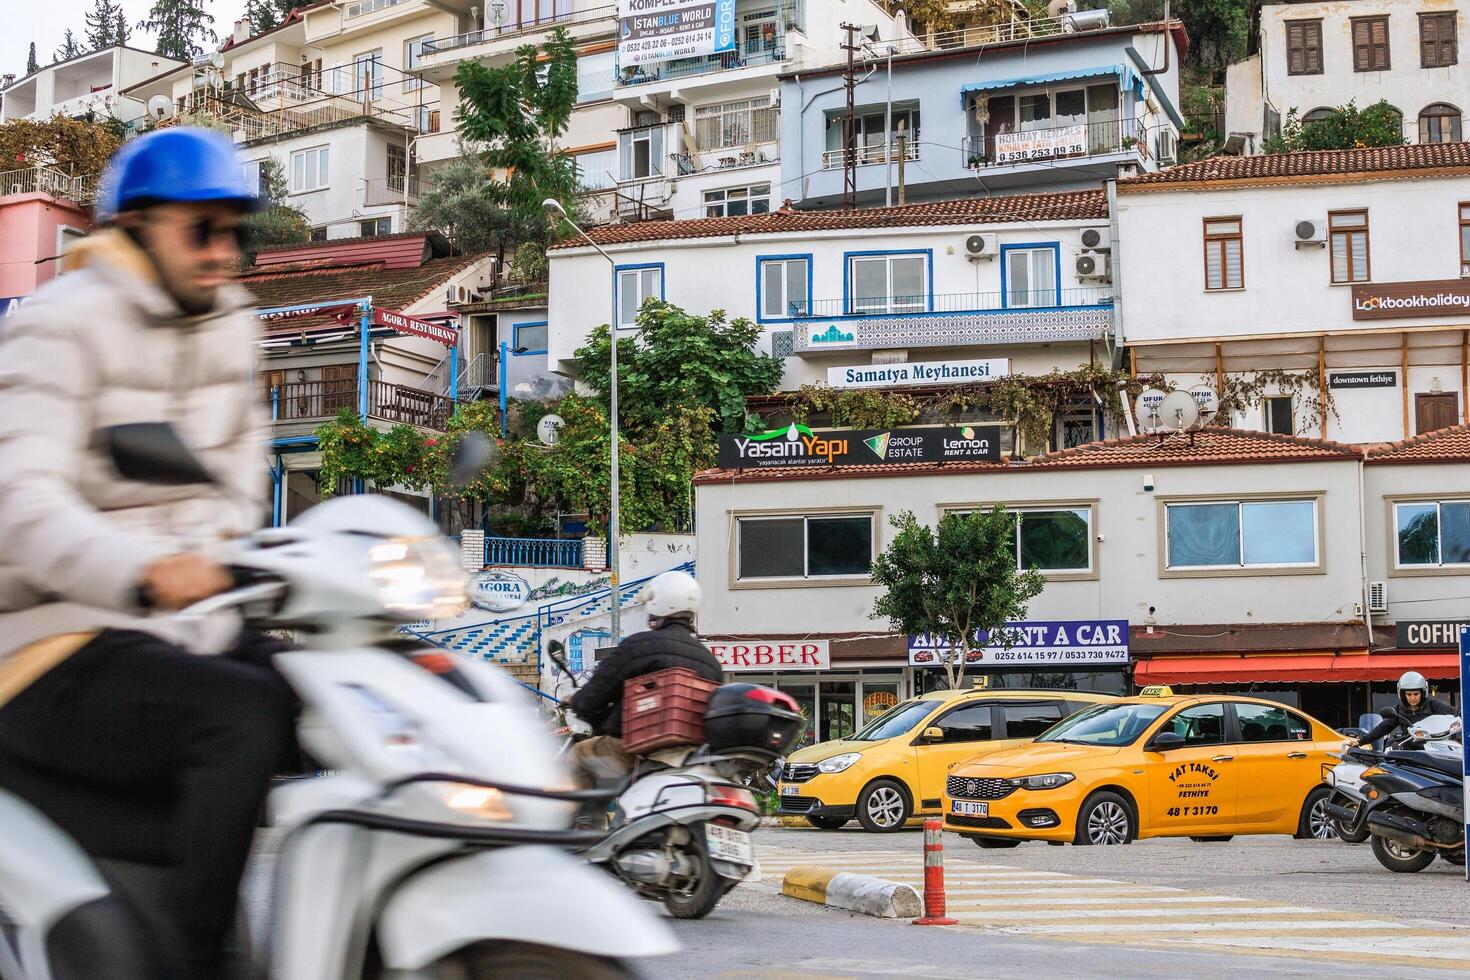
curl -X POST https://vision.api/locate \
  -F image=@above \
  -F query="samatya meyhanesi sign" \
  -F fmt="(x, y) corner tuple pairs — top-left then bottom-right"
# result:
(717, 423), (1001, 469)
(1351, 279), (1470, 320)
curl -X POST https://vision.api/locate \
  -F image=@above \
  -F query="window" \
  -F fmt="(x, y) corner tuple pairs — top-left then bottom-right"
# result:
(615, 265), (662, 329)
(309, 226), (329, 242)
(1460, 203), (1470, 276)
(359, 216), (392, 236)
(1265, 396), (1294, 435)
(241, 159), (268, 197)
(1329, 210), (1370, 283)
(1202, 217), (1243, 290)
(1286, 19), (1323, 75)
(618, 126), (664, 180)
(1003, 245), (1058, 308)
(1040, 703), (1168, 746)
(1013, 508), (1091, 573)
(759, 256), (810, 318)
(703, 183), (771, 218)
(847, 252), (927, 314)
(1236, 703), (1311, 743)
(1395, 500), (1470, 567)
(1165, 500), (1318, 569)
(1351, 16), (1390, 72)
(1419, 104), (1462, 144)
(354, 49), (384, 100)
(934, 704), (994, 743)
(823, 103), (921, 166)
(386, 143), (406, 190)
(1420, 12), (1458, 68)
(736, 514), (874, 580)
(694, 97), (777, 152)
(404, 35), (432, 91)
(575, 148), (618, 191)
(1161, 703), (1226, 746)
(1302, 107), (1337, 125)
(290, 146), (330, 192)
(576, 51), (614, 103)
(513, 321), (548, 354)
(1003, 702), (1063, 740)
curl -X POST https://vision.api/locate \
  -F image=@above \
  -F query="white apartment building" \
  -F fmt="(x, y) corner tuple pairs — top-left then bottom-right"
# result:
(1, 46), (185, 124)
(1225, 0), (1466, 152)
(1115, 144), (1470, 444)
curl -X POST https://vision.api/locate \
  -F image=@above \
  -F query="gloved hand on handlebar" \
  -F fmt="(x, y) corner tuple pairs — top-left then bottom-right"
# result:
(140, 553), (232, 610)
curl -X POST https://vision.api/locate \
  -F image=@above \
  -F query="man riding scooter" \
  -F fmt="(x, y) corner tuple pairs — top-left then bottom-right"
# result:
(1354, 671), (1456, 748)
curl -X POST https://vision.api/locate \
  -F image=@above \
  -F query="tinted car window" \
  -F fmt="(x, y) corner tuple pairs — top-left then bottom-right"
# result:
(1236, 702), (1312, 742)
(1004, 702), (1064, 739)
(935, 704), (994, 743)
(1041, 703), (1167, 746)
(851, 699), (936, 741)
(1162, 703), (1226, 746)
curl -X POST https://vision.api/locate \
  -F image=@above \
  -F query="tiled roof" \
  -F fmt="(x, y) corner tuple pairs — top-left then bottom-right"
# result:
(237, 254), (482, 325)
(254, 230), (444, 256)
(1119, 143), (1470, 189)
(548, 191), (1108, 250)
(1364, 424), (1470, 464)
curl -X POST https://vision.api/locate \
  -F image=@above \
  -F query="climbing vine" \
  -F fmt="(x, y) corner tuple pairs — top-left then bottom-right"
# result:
(1214, 368), (1337, 430)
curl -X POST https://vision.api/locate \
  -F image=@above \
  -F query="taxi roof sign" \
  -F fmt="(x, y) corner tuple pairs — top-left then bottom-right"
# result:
(1138, 685), (1174, 697)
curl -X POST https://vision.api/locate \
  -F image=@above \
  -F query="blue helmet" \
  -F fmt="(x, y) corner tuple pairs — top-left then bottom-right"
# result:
(96, 127), (260, 222)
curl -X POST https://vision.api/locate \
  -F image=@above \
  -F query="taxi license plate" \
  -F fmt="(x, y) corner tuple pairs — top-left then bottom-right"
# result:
(705, 825), (754, 866)
(950, 800), (989, 817)
(780, 784), (800, 797)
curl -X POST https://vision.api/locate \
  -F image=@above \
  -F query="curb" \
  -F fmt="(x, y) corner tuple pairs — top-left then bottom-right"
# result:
(781, 865), (922, 919)
(758, 816), (809, 828)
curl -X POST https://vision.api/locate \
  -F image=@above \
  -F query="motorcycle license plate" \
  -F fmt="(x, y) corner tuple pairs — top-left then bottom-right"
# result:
(951, 800), (989, 817)
(705, 825), (754, 866)
(780, 784), (800, 796)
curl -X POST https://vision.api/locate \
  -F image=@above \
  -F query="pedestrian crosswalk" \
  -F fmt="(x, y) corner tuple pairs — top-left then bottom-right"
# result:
(754, 847), (1470, 971)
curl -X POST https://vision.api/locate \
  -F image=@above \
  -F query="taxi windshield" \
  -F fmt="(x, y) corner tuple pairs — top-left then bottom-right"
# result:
(1038, 703), (1169, 746)
(850, 699), (937, 741)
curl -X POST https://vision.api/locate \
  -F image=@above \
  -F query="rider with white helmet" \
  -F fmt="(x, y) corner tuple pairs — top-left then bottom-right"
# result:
(1354, 671), (1455, 746)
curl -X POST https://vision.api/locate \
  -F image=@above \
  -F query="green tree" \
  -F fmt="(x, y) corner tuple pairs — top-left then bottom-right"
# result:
(240, 158), (312, 263)
(871, 508), (1046, 690)
(26, 42), (40, 74)
(85, 0), (124, 50)
(55, 30), (84, 61)
(138, 0), (216, 61)
(116, 9), (132, 46)
(408, 151), (541, 256)
(244, 0), (279, 33)
(1263, 100), (1405, 153)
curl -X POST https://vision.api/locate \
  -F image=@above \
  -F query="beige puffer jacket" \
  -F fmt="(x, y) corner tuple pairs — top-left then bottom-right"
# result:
(0, 230), (266, 664)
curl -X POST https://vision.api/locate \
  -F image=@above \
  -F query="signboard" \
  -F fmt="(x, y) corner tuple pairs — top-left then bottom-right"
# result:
(1329, 370), (1397, 390)
(1459, 625), (1468, 882)
(827, 358), (1010, 390)
(374, 308), (459, 347)
(1350, 279), (1470, 320)
(258, 301), (358, 324)
(617, 0), (736, 68)
(908, 620), (1131, 667)
(709, 639), (830, 672)
(717, 423), (1001, 470)
(994, 125), (1088, 165)
(469, 570), (531, 612)
(1394, 619), (1470, 650)
(803, 324), (859, 349)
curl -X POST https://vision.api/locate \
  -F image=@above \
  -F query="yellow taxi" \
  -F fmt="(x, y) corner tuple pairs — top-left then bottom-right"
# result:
(776, 689), (1117, 832)
(942, 687), (1344, 847)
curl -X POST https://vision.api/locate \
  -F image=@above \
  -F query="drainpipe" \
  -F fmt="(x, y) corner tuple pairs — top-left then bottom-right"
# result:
(1358, 456), (1374, 647)
(1105, 177), (1123, 365)
(358, 299), (372, 421)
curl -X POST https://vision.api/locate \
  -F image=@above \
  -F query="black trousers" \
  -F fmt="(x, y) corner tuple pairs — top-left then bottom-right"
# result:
(0, 629), (296, 977)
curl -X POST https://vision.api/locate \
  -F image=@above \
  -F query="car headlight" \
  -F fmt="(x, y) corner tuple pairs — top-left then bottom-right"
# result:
(817, 752), (862, 774)
(1010, 773), (1075, 791)
(368, 536), (469, 621)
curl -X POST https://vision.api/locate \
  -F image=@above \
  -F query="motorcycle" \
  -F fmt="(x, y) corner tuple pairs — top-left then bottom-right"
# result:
(0, 424), (678, 979)
(1322, 744), (1378, 844)
(1358, 714), (1465, 873)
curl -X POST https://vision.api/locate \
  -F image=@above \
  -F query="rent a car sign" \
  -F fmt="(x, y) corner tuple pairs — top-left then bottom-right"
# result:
(908, 619), (1130, 666)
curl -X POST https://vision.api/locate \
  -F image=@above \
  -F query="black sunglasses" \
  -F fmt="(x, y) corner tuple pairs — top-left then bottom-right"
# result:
(178, 216), (249, 251)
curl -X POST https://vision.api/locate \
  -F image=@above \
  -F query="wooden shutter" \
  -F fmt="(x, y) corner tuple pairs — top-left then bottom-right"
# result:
(1416, 394), (1459, 435)
(1304, 21), (1322, 73)
(322, 365), (357, 414)
(1353, 17), (1389, 71)
(1421, 13), (1458, 68)
(1287, 22), (1305, 74)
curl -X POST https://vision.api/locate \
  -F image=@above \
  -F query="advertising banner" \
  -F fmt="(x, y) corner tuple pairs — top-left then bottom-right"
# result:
(618, 0), (736, 67)
(717, 423), (1001, 469)
(827, 358), (1010, 390)
(258, 301), (359, 324)
(908, 620), (1130, 667)
(1350, 279), (1470, 320)
(994, 125), (1088, 165)
(1394, 620), (1470, 650)
(469, 570), (531, 612)
(373, 308), (459, 347)
(709, 639), (830, 672)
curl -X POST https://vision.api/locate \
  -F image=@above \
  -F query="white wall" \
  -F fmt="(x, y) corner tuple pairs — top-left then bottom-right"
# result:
(241, 124), (409, 236)
(1364, 460), (1470, 629)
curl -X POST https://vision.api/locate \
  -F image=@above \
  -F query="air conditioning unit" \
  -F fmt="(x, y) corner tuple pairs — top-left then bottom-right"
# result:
(446, 284), (461, 306)
(1076, 251), (1112, 280)
(769, 87), (780, 108)
(1080, 227), (1111, 252)
(1368, 581), (1388, 614)
(1294, 219), (1327, 248)
(964, 232), (998, 260)
(1156, 129), (1177, 165)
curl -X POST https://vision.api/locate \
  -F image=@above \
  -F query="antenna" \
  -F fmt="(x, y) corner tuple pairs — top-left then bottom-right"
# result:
(1188, 385), (1220, 426)
(147, 94), (176, 121)
(1156, 391), (1200, 433)
(1135, 388), (1166, 431)
(486, 1), (508, 27)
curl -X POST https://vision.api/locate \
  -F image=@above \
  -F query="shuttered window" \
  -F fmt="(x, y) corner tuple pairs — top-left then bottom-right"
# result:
(1420, 12), (1458, 68)
(1352, 16), (1390, 72)
(1329, 210), (1370, 284)
(1285, 19), (1323, 75)
(1203, 217), (1243, 290)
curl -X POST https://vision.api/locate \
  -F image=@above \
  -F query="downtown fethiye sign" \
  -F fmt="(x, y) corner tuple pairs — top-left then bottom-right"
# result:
(717, 423), (1001, 470)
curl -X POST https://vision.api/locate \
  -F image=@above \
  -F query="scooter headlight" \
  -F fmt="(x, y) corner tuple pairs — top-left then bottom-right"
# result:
(442, 784), (514, 821)
(367, 536), (468, 621)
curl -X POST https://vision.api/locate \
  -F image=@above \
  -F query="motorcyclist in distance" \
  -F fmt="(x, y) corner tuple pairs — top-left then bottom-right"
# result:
(1354, 671), (1455, 747)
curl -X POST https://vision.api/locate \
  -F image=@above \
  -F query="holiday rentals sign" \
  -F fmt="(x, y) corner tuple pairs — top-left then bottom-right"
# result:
(618, 0), (736, 67)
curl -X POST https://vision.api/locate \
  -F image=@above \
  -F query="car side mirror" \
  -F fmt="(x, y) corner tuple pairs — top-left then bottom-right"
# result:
(921, 726), (944, 743)
(1148, 731), (1186, 752)
(95, 422), (216, 485)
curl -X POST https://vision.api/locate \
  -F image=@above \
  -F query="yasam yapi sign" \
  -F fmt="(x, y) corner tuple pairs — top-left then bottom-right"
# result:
(717, 423), (1001, 470)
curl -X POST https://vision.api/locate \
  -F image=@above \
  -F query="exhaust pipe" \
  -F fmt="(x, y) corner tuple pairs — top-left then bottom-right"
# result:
(1367, 809), (1455, 850)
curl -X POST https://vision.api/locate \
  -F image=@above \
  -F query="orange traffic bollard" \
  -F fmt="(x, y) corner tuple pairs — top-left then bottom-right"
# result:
(912, 818), (958, 926)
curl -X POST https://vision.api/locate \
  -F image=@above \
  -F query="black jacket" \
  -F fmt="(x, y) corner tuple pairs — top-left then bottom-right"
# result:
(1361, 698), (1456, 745)
(568, 622), (723, 737)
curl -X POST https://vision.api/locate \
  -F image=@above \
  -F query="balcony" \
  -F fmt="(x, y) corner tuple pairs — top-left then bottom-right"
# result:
(0, 166), (95, 204)
(887, 14), (1068, 55)
(421, 4), (616, 58)
(265, 380), (455, 430)
(160, 92), (428, 144)
(485, 536), (584, 568)
(820, 139), (921, 170)
(362, 175), (422, 207)
(615, 0), (803, 88)
(962, 117), (1144, 170)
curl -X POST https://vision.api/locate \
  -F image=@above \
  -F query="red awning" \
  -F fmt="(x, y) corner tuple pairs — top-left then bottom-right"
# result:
(1134, 653), (1462, 685)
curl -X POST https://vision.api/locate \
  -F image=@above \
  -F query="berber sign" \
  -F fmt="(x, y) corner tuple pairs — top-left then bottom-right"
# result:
(708, 640), (830, 672)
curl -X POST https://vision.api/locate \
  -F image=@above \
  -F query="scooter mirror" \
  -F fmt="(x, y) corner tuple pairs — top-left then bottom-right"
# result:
(95, 422), (217, 485)
(448, 432), (497, 486)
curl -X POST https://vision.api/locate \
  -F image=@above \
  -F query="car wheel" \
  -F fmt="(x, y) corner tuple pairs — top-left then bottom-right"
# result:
(855, 779), (911, 833)
(1074, 791), (1134, 846)
(1370, 834), (1436, 873)
(1296, 786), (1335, 840)
(1189, 836), (1234, 843)
(806, 815), (849, 831)
(973, 837), (1021, 849)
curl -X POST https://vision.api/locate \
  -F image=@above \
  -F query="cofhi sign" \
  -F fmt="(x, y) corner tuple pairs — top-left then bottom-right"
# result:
(1350, 280), (1470, 320)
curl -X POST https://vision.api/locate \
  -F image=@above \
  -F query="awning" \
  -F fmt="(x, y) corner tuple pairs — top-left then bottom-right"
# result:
(960, 65), (1143, 99)
(1134, 653), (1462, 685)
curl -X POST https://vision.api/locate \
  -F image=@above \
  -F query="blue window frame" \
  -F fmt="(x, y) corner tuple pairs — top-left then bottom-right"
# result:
(756, 254), (813, 321)
(842, 249), (933, 315)
(1000, 242), (1061, 309)
(614, 262), (664, 330)
(512, 320), (547, 355)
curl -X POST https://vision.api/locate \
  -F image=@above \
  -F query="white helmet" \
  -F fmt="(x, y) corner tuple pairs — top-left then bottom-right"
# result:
(643, 571), (701, 619)
(1397, 671), (1429, 701)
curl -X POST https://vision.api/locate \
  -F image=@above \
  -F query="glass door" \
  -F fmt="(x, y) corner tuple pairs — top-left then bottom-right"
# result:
(778, 680), (817, 749)
(819, 680), (857, 742)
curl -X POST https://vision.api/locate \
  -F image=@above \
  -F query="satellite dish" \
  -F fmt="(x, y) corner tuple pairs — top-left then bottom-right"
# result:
(1135, 388), (1166, 428)
(210, 51), (225, 70)
(486, 0), (509, 26)
(537, 413), (565, 446)
(1188, 385), (1220, 423)
(1157, 391), (1200, 432)
(147, 95), (176, 121)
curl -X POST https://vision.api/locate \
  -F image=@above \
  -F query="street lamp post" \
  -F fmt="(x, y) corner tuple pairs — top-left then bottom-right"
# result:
(543, 198), (622, 642)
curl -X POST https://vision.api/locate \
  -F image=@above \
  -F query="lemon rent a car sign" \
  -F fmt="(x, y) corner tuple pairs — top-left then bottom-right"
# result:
(908, 619), (1130, 667)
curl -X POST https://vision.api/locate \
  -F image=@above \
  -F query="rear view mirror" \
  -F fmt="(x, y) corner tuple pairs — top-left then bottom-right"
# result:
(1148, 731), (1186, 752)
(921, 726), (944, 743)
(95, 423), (216, 485)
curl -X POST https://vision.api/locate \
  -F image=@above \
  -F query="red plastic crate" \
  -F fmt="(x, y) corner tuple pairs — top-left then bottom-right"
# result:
(621, 668), (721, 754)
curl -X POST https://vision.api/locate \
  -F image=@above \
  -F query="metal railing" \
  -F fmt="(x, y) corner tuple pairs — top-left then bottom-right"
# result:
(962, 117), (1143, 169)
(0, 166), (95, 203)
(362, 175), (421, 206)
(791, 287), (1113, 319)
(820, 139), (921, 170)
(888, 14), (1069, 55)
(485, 536), (584, 568)
(423, 5), (617, 55)
(161, 92), (426, 142)
(265, 380), (455, 430)
(345, 0), (409, 18)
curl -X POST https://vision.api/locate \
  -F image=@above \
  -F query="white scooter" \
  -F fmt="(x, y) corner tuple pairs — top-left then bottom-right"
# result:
(0, 425), (677, 980)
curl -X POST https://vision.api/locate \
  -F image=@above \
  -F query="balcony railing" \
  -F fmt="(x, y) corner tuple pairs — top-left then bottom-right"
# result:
(266, 380), (455, 430)
(422, 5), (616, 55)
(889, 14), (1068, 55)
(345, 0), (410, 18)
(161, 92), (427, 142)
(618, 41), (788, 86)
(820, 139), (921, 170)
(963, 117), (1144, 168)
(784, 287), (1112, 320)
(362, 175), (421, 207)
(0, 166), (95, 203)
(485, 536), (584, 568)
